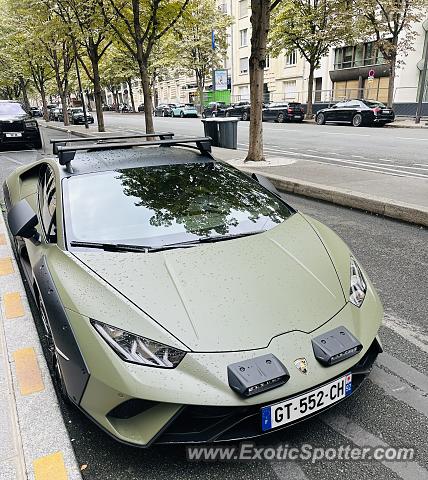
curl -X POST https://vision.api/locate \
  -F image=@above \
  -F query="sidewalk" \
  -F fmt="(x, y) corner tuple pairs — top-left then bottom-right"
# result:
(40, 121), (428, 227)
(0, 211), (81, 480)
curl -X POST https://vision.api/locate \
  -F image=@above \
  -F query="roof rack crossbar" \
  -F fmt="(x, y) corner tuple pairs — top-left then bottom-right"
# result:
(56, 136), (212, 166)
(51, 132), (174, 155)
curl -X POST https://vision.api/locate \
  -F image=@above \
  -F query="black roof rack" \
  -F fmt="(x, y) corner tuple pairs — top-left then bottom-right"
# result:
(50, 132), (175, 155)
(56, 136), (213, 172)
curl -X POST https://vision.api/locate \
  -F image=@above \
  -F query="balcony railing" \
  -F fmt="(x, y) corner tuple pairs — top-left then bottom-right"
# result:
(334, 58), (387, 70)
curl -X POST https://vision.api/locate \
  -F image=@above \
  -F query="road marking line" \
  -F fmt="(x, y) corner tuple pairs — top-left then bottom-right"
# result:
(0, 257), (14, 276)
(371, 366), (428, 417)
(4, 292), (25, 319)
(13, 347), (44, 396)
(383, 313), (428, 354)
(33, 451), (68, 480)
(397, 137), (428, 141)
(270, 460), (308, 480)
(0, 233), (6, 245)
(377, 352), (428, 393)
(322, 413), (428, 480)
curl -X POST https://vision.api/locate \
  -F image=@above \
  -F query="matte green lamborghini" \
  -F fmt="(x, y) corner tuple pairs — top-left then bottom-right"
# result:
(3, 133), (383, 447)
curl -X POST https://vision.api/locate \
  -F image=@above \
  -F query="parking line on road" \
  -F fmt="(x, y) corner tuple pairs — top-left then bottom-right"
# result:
(383, 314), (428, 355)
(377, 352), (428, 393)
(3, 292), (25, 319)
(0, 257), (14, 276)
(13, 347), (44, 396)
(33, 451), (68, 480)
(322, 413), (428, 480)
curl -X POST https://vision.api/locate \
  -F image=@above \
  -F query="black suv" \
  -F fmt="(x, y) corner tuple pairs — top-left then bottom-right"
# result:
(0, 101), (42, 149)
(263, 102), (305, 123)
(224, 101), (251, 120)
(202, 102), (228, 118)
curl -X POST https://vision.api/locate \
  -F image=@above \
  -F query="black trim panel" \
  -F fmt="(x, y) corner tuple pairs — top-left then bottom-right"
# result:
(33, 256), (90, 404)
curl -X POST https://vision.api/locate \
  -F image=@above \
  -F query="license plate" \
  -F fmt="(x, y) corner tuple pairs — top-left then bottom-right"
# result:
(383, 109), (391, 113)
(261, 373), (352, 431)
(5, 132), (22, 138)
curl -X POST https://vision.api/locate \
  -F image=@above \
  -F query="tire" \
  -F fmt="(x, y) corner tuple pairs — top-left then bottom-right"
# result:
(316, 113), (326, 125)
(352, 113), (363, 127)
(277, 112), (285, 123)
(180, 111), (184, 118)
(38, 297), (70, 404)
(33, 136), (42, 149)
(242, 111), (249, 121)
(225, 111), (230, 117)
(202, 112), (206, 118)
(212, 112), (216, 118)
(162, 110), (165, 117)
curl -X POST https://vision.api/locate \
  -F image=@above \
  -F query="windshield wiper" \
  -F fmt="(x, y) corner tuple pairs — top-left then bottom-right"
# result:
(70, 231), (264, 253)
(69, 241), (155, 252)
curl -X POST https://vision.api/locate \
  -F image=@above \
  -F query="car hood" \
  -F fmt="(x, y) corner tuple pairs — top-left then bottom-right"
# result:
(0, 114), (27, 122)
(73, 213), (346, 352)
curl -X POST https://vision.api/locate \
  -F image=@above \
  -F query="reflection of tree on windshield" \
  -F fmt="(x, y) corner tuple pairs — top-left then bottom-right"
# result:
(118, 162), (291, 237)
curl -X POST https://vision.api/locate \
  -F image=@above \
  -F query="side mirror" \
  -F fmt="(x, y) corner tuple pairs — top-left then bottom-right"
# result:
(7, 199), (38, 239)
(252, 173), (280, 196)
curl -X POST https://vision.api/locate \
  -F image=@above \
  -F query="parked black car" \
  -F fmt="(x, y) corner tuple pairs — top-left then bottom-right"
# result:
(102, 103), (112, 111)
(202, 101), (228, 118)
(154, 103), (176, 117)
(137, 103), (145, 112)
(29, 106), (43, 118)
(69, 107), (94, 125)
(315, 99), (395, 127)
(263, 102), (305, 123)
(0, 100), (42, 149)
(49, 107), (63, 122)
(225, 101), (250, 120)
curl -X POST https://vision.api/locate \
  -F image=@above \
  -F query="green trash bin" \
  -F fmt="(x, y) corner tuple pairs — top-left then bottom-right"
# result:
(201, 118), (238, 149)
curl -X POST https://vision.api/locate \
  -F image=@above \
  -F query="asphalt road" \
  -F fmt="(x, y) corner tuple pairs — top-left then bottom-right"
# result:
(94, 112), (428, 180)
(1, 127), (427, 480)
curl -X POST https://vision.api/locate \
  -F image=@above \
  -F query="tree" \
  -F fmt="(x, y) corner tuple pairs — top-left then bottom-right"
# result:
(54, 0), (112, 131)
(175, 0), (231, 112)
(270, 0), (355, 118)
(245, 0), (272, 162)
(99, 0), (191, 133)
(357, 0), (426, 107)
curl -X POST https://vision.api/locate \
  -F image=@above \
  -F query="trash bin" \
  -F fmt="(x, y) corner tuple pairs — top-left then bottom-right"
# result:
(201, 118), (239, 149)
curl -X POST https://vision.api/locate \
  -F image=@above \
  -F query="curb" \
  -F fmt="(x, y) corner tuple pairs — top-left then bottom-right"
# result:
(0, 210), (82, 479)
(40, 122), (98, 138)
(40, 124), (427, 228)
(241, 170), (428, 227)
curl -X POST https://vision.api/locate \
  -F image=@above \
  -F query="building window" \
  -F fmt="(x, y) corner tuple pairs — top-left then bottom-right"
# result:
(334, 41), (388, 69)
(240, 57), (249, 74)
(239, 85), (249, 101)
(265, 55), (270, 69)
(240, 29), (248, 47)
(283, 80), (297, 100)
(239, 0), (248, 18)
(285, 51), (297, 66)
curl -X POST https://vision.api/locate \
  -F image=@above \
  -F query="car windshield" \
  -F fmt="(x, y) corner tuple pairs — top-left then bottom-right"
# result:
(64, 162), (292, 247)
(0, 103), (26, 115)
(72, 108), (83, 113)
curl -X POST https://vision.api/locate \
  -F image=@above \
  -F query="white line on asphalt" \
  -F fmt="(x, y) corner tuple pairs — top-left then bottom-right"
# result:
(383, 313), (428, 355)
(239, 144), (428, 178)
(397, 137), (428, 141)
(370, 366), (428, 417)
(322, 413), (428, 480)
(1, 155), (26, 165)
(324, 132), (371, 137)
(270, 460), (309, 480)
(413, 163), (428, 167)
(377, 352), (428, 394)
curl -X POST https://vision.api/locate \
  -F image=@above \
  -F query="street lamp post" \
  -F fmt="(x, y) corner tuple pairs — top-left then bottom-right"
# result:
(415, 32), (428, 124)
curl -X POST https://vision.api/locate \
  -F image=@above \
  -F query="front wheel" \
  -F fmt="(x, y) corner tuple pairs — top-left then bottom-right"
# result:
(277, 112), (285, 123)
(242, 111), (249, 121)
(212, 112), (216, 118)
(225, 111), (230, 117)
(180, 111), (184, 118)
(316, 113), (326, 125)
(202, 112), (206, 118)
(352, 113), (363, 127)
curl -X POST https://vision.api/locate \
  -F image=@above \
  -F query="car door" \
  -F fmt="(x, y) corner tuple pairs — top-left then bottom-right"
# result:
(328, 102), (347, 122)
(262, 103), (274, 121)
(342, 101), (360, 122)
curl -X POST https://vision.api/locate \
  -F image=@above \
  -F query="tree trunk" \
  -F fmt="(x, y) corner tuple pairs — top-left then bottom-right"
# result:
(91, 53), (105, 132)
(246, 0), (270, 162)
(113, 90), (119, 110)
(40, 86), (48, 121)
(306, 63), (315, 118)
(19, 77), (31, 112)
(195, 70), (204, 114)
(60, 94), (69, 125)
(387, 57), (396, 107)
(139, 61), (155, 134)
(127, 78), (136, 112)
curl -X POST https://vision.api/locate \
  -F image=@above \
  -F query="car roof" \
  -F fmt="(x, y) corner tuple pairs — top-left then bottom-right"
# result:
(50, 145), (212, 179)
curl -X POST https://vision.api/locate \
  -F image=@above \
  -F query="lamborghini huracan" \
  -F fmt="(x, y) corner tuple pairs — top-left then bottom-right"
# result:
(3, 133), (383, 447)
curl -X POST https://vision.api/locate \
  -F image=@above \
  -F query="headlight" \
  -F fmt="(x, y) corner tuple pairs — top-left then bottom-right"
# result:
(25, 120), (38, 128)
(349, 257), (367, 307)
(91, 320), (186, 368)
